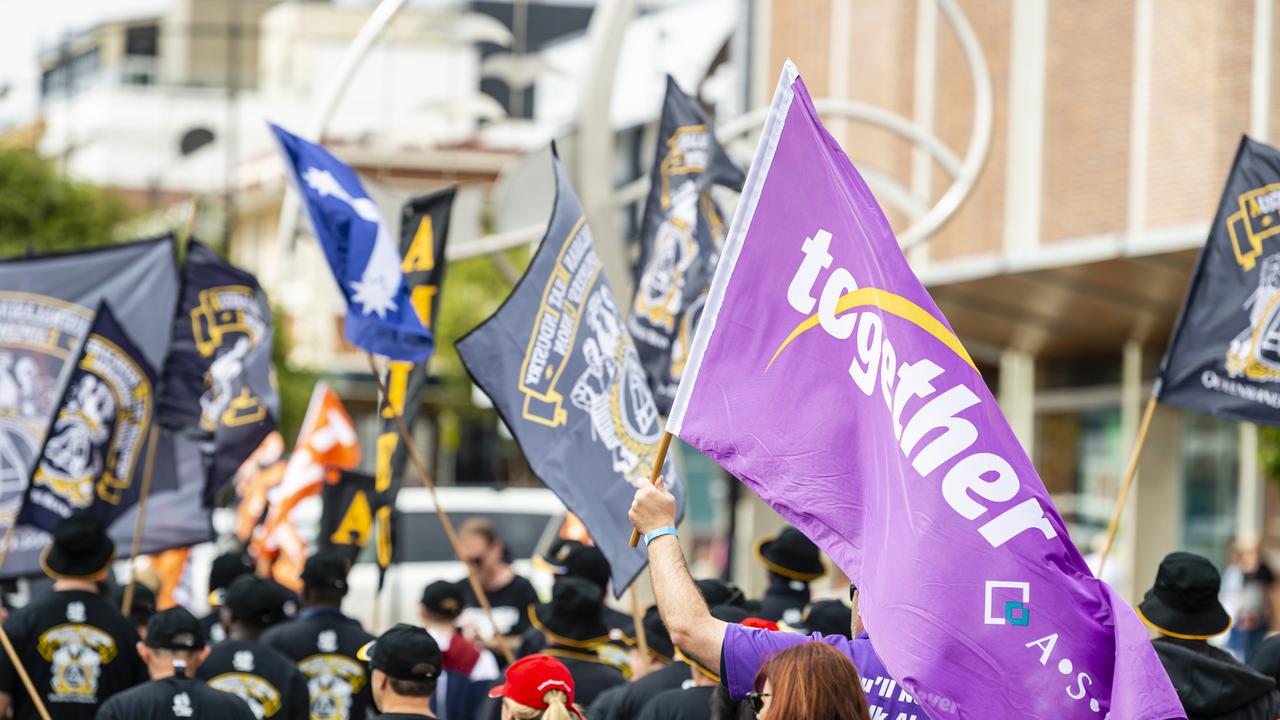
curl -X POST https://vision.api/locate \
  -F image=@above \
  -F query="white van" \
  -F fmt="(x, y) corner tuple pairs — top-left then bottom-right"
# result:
(166, 486), (565, 631)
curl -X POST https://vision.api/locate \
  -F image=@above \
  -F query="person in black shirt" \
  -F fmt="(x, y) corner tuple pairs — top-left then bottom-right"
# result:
(203, 552), (256, 646)
(454, 519), (539, 654)
(0, 513), (148, 720)
(589, 605), (683, 720)
(198, 576), (309, 720)
(527, 578), (626, 708)
(753, 527), (824, 626)
(356, 623), (441, 719)
(98, 606), (257, 719)
(263, 550), (374, 720)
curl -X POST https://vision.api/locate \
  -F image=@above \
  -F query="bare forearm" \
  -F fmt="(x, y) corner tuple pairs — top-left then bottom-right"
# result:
(647, 535), (726, 670)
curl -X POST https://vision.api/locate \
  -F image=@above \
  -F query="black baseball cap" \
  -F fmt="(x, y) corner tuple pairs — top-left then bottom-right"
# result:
(146, 607), (206, 650)
(357, 623), (441, 681)
(223, 576), (293, 627)
(301, 550), (350, 594)
(420, 581), (464, 618)
(115, 583), (158, 624)
(208, 552), (255, 605)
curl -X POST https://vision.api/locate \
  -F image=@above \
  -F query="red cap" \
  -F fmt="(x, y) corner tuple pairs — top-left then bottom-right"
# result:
(743, 617), (780, 631)
(487, 654), (579, 714)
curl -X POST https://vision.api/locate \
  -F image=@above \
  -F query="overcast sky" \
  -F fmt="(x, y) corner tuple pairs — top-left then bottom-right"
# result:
(0, 0), (170, 128)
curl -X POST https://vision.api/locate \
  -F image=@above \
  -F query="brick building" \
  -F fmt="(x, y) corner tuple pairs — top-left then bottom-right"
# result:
(729, 0), (1279, 603)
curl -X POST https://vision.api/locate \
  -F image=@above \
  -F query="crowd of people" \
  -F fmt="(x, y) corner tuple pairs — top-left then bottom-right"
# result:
(8, 489), (1280, 719)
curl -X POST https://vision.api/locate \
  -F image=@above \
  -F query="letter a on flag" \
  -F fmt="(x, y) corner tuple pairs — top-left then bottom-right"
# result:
(270, 123), (432, 362)
(666, 63), (1182, 719)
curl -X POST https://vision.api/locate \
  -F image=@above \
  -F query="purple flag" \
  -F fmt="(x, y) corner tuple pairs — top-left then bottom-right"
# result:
(667, 63), (1183, 720)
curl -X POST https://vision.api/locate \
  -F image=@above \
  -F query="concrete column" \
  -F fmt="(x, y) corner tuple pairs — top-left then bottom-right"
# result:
(907, 0), (938, 268)
(1126, 0), (1153, 241)
(1114, 341), (1183, 601)
(1239, 423), (1264, 542)
(998, 348), (1036, 458)
(1120, 403), (1183, 603)
(1002, 0), (1048, 258)
(1252, 0), (1273, 142)
(1116, 340), (1144, 600)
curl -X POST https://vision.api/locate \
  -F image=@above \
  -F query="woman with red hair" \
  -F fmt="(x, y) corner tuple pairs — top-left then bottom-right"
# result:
(749, 642), (871, 720)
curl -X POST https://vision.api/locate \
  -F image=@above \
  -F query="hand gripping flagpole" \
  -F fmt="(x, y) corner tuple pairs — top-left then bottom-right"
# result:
(366, 353), (515, 664)
(123, 422), (162, 616)
(628, 432), (673, 548)
(1097, 395), (1159, 575)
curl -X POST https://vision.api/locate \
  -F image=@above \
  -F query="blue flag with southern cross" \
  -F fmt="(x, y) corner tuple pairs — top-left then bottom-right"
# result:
(270, 123), (433, 362)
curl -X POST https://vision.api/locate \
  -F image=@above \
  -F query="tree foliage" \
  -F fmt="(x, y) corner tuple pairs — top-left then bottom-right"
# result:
(431, 246), (530, 386)
(0, 148), (131, 257)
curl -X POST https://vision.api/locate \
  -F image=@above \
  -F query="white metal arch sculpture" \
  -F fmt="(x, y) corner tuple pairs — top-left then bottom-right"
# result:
(599, 0), (992, 255)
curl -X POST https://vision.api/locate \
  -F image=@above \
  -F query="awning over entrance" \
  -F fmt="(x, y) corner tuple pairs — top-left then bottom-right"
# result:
(925, 248), (1200, 358)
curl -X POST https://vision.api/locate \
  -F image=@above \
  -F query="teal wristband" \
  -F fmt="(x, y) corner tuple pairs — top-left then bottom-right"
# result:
(643, 526), (679, 546)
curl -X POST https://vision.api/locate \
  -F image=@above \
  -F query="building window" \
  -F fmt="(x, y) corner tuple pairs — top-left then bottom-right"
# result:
(1181, 413), (1239, 565)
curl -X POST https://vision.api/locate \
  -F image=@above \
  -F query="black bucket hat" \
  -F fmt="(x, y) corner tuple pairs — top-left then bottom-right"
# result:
(41, 513), (115, 580)
(755, 527), (824, 582)
(529, 577), (610, 647)
(1138, 552), (1231, 639)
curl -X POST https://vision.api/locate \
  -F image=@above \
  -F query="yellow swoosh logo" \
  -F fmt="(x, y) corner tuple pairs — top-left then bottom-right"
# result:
(766, 287), (976, 372)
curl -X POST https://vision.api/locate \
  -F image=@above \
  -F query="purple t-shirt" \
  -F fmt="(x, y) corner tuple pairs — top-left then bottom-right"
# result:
(722, 625), (925, 719)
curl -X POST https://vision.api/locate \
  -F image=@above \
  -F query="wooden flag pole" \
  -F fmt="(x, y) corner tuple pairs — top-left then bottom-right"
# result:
(366, 353), (515, 664)
(0, 521), (17, 575)
(0, 623), (51, 720)
(0, 518), (50, 720)
(1097, 396), (1159, 575)
(629, 432), (673, 548)
(629, 584), (648, 669)
(123, 422), (162, 617)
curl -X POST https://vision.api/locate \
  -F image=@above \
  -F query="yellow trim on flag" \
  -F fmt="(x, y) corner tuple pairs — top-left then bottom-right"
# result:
(767, 287), (976, 372)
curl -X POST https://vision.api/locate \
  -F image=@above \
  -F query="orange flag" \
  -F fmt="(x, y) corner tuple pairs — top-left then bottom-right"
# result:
(270, 383), (360, 523)
(258, 384), (360, 578)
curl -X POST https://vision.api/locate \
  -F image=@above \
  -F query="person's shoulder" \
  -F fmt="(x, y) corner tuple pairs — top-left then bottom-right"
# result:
(99, 679), (153, 706)
(260, 619), (294, 643)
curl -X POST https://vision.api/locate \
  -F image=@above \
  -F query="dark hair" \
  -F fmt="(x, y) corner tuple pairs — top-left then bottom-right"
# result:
(709, 684), (755, 720)
(459, 518), (502, 547)
(754, 643), (870, 720)
(389, 677), (437, 698)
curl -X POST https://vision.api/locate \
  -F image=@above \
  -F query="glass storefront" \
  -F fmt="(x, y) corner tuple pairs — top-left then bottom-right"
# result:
(1036, 407), (1122, 553)
(1181, 413), (1239, 566)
